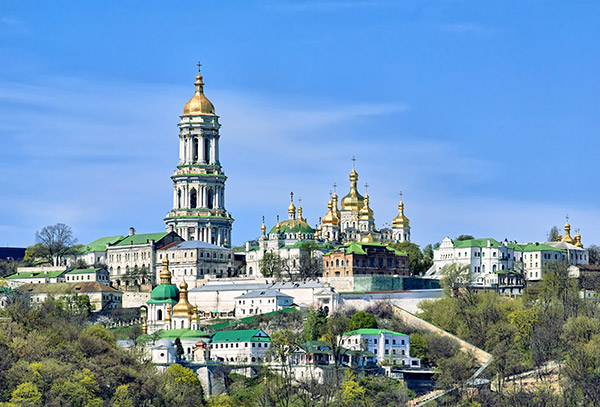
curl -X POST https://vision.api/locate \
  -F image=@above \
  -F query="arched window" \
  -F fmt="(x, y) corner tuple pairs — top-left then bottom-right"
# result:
(177, 189), (182, 208)
(190, 189), (197, 208)
(207, 189), (214, 209)
(482, 264), (485, 272)
(157, 309), (163, 320)
(204, 137), (210, 162)
(336, 259), (339, 267)
(492, 265), (497, 272)
(193, 138), (199, 162)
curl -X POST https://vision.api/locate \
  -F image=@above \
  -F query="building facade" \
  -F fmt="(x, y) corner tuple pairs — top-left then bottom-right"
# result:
(156, 240), (235, 288)
(5, 267), (67, 288)
(164, 65), (234, 246)
(65, 267), (110, 285)
(340, 328), (420, 367)
(234, 289), (294, 316)
(322, 241), (410, 277)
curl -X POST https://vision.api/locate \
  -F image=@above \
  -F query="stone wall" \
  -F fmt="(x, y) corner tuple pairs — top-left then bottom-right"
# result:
(122, 292), (151, 308)
(322, 276), (440, 293)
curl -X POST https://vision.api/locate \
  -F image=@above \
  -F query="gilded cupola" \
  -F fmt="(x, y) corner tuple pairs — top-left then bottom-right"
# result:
(172, 279), (195, 318)
(322, 199), (340, 227)
(574, 230), (583, 248)
(288, 192), (296, 220)
(261, 216), (267, 234)
(562, 217), (574, 244)
(183, 64), (216, 116)
(392, 200), (410, 228)
(341, 164), (364, 211)
(359, 194), (374, 221)
(159, 257), (172, 285)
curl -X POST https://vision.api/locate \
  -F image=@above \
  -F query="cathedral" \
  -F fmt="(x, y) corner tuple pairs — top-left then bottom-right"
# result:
(318, 161), (411, 245)
(164, 64), (234, 247)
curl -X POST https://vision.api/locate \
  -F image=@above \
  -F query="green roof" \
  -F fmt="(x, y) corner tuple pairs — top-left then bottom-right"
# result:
(81, 235), (125, 253)
(5, 270), (66, 280)
(299, 341), (333, 354)
(453, 238), (501, 248)
(268, 219), (315, 235)
(342, 328), (408, 337)
(66, 268), (103, 275)
(114, 232), (170, 246)
(326, 242), (407, 257)
(518, 243), (565, 253)
(209, 307), (297, 330)
(148, 283), (179, 303)
(159, 329), (209, 340)
(211, 329), (270, 343)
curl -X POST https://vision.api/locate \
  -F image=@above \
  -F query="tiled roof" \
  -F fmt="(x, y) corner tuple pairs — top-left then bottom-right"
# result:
(342, 328), (408, 337)
(211, 329), (270, 343)
(235, 289), (292, 299)
(113, 233), (170, 246)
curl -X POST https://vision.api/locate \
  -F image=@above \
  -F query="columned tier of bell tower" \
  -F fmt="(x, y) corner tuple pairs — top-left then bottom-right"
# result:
(164, 65), (234, 246)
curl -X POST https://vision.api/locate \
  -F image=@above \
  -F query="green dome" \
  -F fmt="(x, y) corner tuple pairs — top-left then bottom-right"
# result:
(149, 284), (179, 304)
(269, 219), (315, 235)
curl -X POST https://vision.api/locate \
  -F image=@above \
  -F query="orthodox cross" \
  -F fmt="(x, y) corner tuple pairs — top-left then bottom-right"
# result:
(298, 197), (302, 207)
(329, 190), (332, 199)
(566, 214), (569, 223)
(352, 155), (356, 169)
(197, 62), (202, 71)
(333, 182), (337, 194)
(262, 215), (265, 224)
(399, 191), (403, 201)
(364, 183), (369, 194)
(290, 192), (294, 203)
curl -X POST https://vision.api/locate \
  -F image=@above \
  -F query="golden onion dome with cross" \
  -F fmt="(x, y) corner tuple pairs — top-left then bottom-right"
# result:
(183, 63), (216, 116)
(340, 163), (364, 211)
(172, 279), (195, 318)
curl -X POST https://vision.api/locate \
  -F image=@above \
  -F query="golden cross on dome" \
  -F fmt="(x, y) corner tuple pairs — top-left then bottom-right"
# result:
(399, 191), (403, 200)
(197, 62), (202, 72)
(364, 183), (369, 194)
(333, 182), (337, 194)
(566, 214), (569, 222)
(290, 192), (294, 202)
(352, 155), (356, 169)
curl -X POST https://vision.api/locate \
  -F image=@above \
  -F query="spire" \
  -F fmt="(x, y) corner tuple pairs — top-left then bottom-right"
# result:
(288, 192), (296, 220)
(172, 279), (195, 318)
(159, 257), (172, 285)
(183, 62), (215, 115)
(392, 191), (410, 228)
(341, 158), (364, 211)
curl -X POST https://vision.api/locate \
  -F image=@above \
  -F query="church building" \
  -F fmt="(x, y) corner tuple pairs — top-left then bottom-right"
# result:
(164, 64), (234, 247)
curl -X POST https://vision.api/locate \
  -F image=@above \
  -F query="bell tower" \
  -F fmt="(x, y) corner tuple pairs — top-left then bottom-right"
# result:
(164, 64), (234, 246)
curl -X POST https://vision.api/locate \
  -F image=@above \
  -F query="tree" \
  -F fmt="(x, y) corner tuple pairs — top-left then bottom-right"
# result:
(455, 235), (475, 241)
(388, 242), (427, 275)
(348, 311), (378, 331)
(35, 223), (77, 266)
(340, 371), (366, 406)
(24, 243), (51, 265)
(10, 382), (42, 406)
(259, 252), (283, 278)
(439, 263), (473, 299)
(302, 307), (327, 342)
(298, 241), (322, 279)
(548, 226), (560, 242)
(174, 338), (184, 359)
(111, 384), (134, 407)
(409, 333), (428, 361)
(588, 244), (600, 266)
(160, 364), (205, 406)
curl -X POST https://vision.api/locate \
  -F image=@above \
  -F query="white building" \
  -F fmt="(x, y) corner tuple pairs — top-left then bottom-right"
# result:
(68, 235), (124, 266)
(209, 329), (271, 363)
(426, 221), (589, 286)
(234, 289), (294, 316)
(106, 228), (183, 287)
(187, 279), (338, 316)
(163, 65), (234, 246)
(340, 328), (420, 367)
(4, 266), (67, 288)
(156, 240), (235, 288)
(65, 267), (110, 285)
(150, 339), (178, 364)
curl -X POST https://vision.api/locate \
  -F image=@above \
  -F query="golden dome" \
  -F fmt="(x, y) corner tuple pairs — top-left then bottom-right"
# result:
(183, 66), (216, 116)
(261, 216), (267, 234)
(332, 192), (341, 220)
(555, 233), (563, 242)
(322, 200), (339, 227)
(359, 194), (374, 221)
(172, 279), (195, 318)
(562, 219), (574, 244)
(360, 233), (377, 243)
(159, 257), (172, 285)
(392, 201), (410, 228)
(574, 232), (583, 248)
(341, 168), (364, 211)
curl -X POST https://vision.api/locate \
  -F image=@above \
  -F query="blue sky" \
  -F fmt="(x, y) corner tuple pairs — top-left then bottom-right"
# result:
(0, 0), (599, 248)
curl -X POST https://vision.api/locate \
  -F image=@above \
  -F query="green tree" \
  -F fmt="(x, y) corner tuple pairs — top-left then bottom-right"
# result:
(23, 243), (51, 265)
(259, 252), (283, 278)
(348, 311), (378, 331)
(409, 333), (428, 360)
(111, 384), (134, 407)
(161, 364), (205, 406)
(340, 371), (366, 406)
(388, 242), (427, 275)
(10, 382), (42, 406)
(35, 223), (77, 266)
(174, 337), (184, 359)
(207, 394), (234, 407)
(302, 307), (327, 342)
(455, 235), (475, 241)
(48, 368), (103, 407)
(84, 325), (116, 346)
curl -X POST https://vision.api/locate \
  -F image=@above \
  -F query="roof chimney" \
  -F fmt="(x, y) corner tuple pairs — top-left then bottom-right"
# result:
(129, 227), (135, 236)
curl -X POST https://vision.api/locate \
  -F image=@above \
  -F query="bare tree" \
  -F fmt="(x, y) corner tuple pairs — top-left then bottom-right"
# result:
(35, 223), (77, 266)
